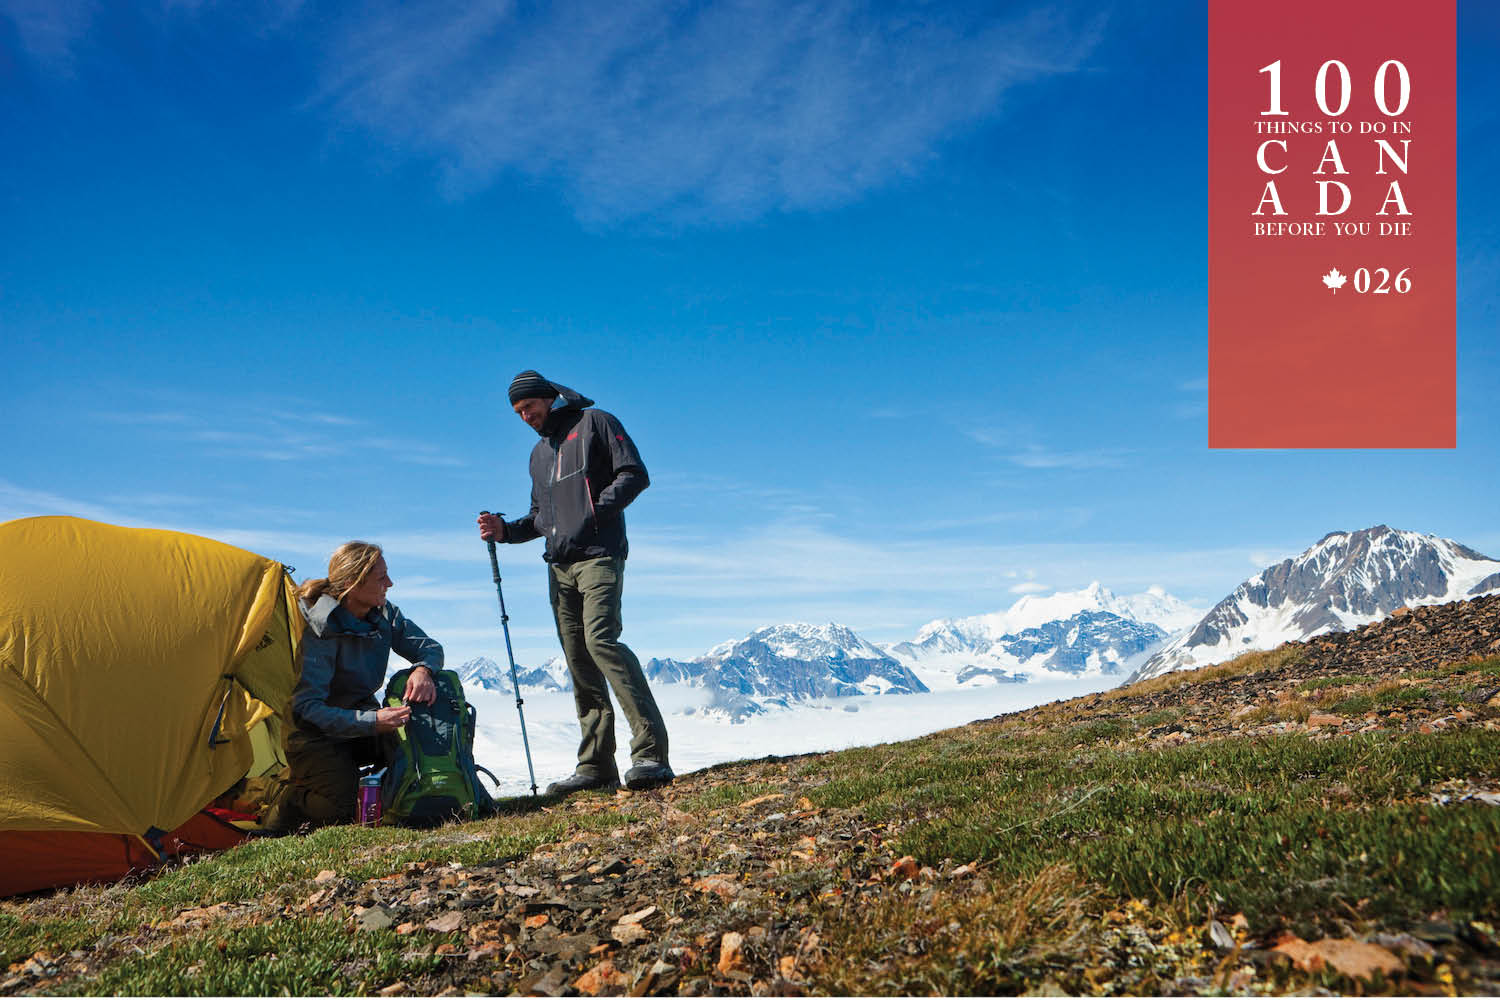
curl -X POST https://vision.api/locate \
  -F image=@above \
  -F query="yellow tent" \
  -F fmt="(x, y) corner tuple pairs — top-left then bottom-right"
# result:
(0, 516), (302, 895)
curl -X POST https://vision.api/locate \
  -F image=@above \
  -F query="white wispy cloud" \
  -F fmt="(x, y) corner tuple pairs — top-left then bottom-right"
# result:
(963, 421), (1130, 470)
(91, 407), (467, 468)
(0, 0), (93, 67)
(0, 479), (124, 523)
(1003, 444), (1128, 469)
(316, 0), (1105, 223)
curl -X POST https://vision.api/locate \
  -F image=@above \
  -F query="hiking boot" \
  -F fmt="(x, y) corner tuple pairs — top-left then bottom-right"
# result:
(544, 770), (620, 797)
(624, 761), (675, 791)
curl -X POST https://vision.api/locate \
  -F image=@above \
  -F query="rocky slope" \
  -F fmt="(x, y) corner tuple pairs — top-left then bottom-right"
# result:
(1131, 525), (1500, 682)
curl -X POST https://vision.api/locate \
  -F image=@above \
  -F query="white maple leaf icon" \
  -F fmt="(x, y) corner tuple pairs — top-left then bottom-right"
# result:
(1321, 267), (1348, 292)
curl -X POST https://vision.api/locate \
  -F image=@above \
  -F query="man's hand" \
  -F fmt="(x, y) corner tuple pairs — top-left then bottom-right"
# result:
(403, 665), (437, 705)
(477, 512), (506, 542)
(375, 705), (411, 733)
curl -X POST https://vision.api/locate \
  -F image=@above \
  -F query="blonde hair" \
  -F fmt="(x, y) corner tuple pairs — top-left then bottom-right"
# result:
(299, 541), (384, 605)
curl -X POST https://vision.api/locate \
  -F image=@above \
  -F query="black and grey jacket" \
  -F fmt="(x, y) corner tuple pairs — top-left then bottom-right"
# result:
(291, 596), (443, 739)
(503, 383), (649, 564)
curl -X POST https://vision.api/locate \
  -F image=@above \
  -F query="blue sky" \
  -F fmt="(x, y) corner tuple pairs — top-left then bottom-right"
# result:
(4, 1), (1498, 668)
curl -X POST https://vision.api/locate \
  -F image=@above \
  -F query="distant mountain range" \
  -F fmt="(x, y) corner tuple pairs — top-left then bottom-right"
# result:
(449, 524), (1500, 722)
(454, 655), (571, 694)
(646, 623), (927, 721)
(884, 582), (1202, 689)
(1128, 525), (1500, 683)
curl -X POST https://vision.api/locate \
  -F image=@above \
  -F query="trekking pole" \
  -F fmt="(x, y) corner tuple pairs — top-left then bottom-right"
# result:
(480, 511), (539, 796)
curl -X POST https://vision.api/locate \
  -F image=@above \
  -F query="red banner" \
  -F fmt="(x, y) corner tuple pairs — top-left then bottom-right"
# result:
(1208, 1), (1455, 448)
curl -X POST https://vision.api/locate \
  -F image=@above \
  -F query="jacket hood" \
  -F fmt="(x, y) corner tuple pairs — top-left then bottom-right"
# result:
(540, 381), (595, 435)
(547, 381), (594, 411)
(303, 594), (381, 638)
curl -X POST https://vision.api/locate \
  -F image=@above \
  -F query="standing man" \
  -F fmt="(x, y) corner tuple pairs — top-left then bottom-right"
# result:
(477, 371), (673, 795)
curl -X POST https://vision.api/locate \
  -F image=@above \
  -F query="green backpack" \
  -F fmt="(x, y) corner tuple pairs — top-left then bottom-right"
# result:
(379, 668), (497, 827)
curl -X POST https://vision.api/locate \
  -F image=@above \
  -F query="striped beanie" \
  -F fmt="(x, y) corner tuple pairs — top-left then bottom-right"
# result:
(508, 370), (558, 405)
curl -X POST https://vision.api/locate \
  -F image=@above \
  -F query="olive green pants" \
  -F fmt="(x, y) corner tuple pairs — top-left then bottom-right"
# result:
(549, 556), (669, 777)
(266, 728), (384, 830)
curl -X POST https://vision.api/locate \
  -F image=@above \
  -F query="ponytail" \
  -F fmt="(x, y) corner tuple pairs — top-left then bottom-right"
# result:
(299, 541), (383, 606)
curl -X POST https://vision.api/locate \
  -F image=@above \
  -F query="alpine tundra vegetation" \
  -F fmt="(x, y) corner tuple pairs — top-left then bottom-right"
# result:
(3, 595), (1498, 995)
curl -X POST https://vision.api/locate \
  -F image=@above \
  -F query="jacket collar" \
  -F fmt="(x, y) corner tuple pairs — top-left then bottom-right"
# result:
(303, 594), (383, 638)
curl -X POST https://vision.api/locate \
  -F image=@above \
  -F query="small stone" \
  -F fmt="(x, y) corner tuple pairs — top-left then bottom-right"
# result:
(358, 907), (395, 933)
(889, 856), (920, 879)
(1373, 932), (1438, 959)
(426, 911), (464, 934)
(573, 959), (627, 995)
(1307, 713), (1342, 728)
(314, 869), (337, 883)
(395, 922), (419, 935)
(692, 874), (741, 899)
(1209, 920), (1236, 951)
(619, 905), (657, 925)
(527, 967), (571, 996)
(612, 922), (650, 946)
(717, 932), (747, 975)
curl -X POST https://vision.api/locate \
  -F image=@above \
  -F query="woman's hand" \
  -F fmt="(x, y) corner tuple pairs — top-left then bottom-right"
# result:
(404, 665), (437, 705)
(375, 705), (411, 733)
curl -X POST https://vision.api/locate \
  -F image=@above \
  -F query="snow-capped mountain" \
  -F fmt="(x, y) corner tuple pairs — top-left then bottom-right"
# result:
(884, 582), (1201, 688)
(456, 655), (571, 693)
(645, 622), (927, 721)
(518, 656), (572, 693)
(455, 656), (512, 692)
(1128, 525), (1500, 683)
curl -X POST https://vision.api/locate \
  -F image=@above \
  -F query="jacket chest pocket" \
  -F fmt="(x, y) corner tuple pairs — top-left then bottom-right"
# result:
(554, 437), (587, 483)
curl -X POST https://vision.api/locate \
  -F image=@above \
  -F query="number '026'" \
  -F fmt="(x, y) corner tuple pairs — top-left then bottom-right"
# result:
(1258, 60), (1411, 117)
(1353, 268), (1412, 294)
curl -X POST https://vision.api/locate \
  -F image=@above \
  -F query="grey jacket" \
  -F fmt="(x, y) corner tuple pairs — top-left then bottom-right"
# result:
(503, 382), (649, 563)
(290, 595), (444, 739)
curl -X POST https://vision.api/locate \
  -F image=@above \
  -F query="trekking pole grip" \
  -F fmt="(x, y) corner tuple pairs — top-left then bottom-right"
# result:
(480, 511), (505, 587)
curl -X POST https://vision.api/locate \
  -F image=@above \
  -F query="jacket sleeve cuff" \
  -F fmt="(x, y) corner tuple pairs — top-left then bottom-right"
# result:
(355, 708), (381, 735)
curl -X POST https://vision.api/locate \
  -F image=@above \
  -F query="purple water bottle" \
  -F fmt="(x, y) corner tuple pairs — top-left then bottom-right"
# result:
(358, 775), (382, 826)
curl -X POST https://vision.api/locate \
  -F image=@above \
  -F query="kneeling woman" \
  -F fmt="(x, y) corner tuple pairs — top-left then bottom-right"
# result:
(269, 541), (441, 830)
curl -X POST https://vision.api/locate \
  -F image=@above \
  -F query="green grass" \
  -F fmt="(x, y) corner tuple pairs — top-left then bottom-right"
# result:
(1331, 693), (1376, 715)
(804, 728), (1500, 935)
(1067, 718), (1134, 745)
(674, 781), (782, 814)
(1136, 708), (1182, 729)
(0, 812), (572, 969)
(1297, 673), (1373, 693)
(62, 917), (436, 996)
(1412, 655), (1500, 681)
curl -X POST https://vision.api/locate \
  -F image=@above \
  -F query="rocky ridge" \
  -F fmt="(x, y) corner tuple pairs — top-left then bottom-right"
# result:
(1134, 525), (1500, 682)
